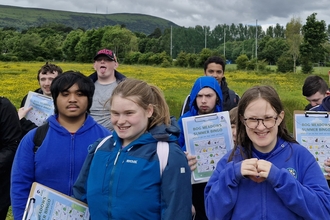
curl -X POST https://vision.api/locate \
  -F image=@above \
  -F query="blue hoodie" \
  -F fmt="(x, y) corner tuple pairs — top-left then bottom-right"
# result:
(310, 96), (330, 111)
(178, 76), (223, 151)
(204, 137), (330, 220)
(11, 114), (110, 220)
(73, 118), (192, 220)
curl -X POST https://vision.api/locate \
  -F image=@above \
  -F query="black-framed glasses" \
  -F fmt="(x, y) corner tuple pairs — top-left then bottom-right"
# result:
(243, 116), (278, 129)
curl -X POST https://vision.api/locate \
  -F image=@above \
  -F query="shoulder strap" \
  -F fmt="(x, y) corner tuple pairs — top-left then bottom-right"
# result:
(33, 123), (50, 153)
(94, 135), (112, 154)
(157, 141), (169, 177)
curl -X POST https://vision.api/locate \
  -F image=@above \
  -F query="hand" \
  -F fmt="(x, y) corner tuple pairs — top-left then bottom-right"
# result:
(241, 158), (271, 183)
(241, 158), (259, 177)
(324, 158), (330, 176)
(18, 106), (32, 120)
(256, 159), (272, 179)
(184, 152), (197, 171)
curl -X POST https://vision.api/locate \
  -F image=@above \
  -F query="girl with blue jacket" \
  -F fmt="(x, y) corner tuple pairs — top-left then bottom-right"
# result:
(205, 85), (330, 220)
(73, 78), (192, 219)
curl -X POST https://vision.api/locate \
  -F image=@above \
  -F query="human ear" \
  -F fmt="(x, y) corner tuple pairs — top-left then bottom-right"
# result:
(147, 104), (154, 118)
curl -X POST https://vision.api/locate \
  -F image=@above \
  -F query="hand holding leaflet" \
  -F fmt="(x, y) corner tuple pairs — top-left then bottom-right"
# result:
(182, 112), (233, 183)
(23, 91), (54, 126)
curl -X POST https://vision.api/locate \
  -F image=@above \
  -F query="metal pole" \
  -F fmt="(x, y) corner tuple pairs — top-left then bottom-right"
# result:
(256, 19), (258, 71)
(205, 27), (207, 48)
(224, 26), (226, 57)
(170, 26), (172, 58)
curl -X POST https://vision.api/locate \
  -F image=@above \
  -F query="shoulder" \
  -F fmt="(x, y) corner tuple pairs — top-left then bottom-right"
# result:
(286, 142), (316, 160)
(0, 96), (16, 111)
(115, 70), (126, 81)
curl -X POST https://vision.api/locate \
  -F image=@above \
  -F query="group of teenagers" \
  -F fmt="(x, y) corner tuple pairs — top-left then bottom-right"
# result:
(0, 48), (329, 220)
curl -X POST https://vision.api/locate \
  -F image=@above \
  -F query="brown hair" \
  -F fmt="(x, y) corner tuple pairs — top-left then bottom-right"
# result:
(229, 106), (238, 125)
(108, 78), (171, 129)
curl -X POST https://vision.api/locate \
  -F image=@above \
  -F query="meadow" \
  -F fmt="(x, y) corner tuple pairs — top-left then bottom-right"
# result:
(1, 61), (329, 219)
(1, 61), (327, 133)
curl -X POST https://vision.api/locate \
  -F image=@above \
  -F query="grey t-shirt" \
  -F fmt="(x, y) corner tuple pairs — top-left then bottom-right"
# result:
(90, 81), (118, 130)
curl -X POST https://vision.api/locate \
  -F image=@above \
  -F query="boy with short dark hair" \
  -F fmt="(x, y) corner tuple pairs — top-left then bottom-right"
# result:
(11, 71), (110, 220)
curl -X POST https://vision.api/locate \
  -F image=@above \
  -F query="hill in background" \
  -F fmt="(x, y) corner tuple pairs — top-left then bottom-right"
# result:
(0, 5), (179, 35)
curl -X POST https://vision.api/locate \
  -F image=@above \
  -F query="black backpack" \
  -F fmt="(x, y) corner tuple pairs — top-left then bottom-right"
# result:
(33, 123), (49, 153)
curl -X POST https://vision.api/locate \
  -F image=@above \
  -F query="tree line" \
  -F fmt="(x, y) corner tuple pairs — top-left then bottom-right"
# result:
(0, 13), (329, 73)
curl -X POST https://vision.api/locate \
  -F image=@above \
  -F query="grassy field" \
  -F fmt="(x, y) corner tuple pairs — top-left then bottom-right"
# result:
(1, 61), (330, 132)
(2, 61), (330, 219)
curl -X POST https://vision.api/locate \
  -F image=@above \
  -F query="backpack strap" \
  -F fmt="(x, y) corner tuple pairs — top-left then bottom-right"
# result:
(157, 141), (169, 176)
(33, 123), (50, 153)
(94, 135), (112, 153)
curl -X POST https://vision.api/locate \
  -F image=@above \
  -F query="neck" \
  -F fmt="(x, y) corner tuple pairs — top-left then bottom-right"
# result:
(97, 71), (117, 85)
(57, 114), (86, 133)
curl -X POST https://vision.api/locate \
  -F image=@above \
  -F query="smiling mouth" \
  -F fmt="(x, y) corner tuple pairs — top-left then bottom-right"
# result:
(118, 126), (129, 130)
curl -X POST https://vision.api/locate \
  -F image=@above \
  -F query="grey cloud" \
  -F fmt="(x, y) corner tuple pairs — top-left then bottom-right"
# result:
(1, 0), (330, 28)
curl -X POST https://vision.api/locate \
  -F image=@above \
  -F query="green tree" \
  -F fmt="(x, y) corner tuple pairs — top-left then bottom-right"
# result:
(300, 13), (328, 73)
(62, 29), (84, 61)
(236, 54), (249, 70)
(286, 17), (302, 73)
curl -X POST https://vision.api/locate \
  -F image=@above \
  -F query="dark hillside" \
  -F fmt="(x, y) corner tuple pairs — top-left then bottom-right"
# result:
(0, 5), (179, 35)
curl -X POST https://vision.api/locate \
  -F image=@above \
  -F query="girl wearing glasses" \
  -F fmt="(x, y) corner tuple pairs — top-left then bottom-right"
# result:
(205, 85), (330, 219)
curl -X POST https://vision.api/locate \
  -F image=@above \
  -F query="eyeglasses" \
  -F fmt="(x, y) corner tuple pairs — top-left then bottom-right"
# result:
(243, 116), (278, 129)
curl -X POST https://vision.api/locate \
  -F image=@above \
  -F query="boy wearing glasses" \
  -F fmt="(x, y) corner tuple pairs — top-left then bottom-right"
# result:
(178, 76), (223, 220)
(89, 49), (126, 131)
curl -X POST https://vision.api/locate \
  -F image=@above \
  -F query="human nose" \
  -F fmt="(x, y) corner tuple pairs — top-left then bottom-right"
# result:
(68, 94), (77, 102)
(45, 79), (51, 85)
(201, 96), (206, 103)
(255, 119), (266, 129)
(117, 115), (126, 124)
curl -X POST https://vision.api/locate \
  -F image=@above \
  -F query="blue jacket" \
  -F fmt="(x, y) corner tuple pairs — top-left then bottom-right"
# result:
(204, 137), (330, 220)
(11, 114), (110, 220)
(73, 119), (192, 220)
(178, 76), (223, 151)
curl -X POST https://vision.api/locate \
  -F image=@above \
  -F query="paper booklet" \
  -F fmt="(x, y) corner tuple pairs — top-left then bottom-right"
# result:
(23, 91), (54, 126)
(182, 111), (233, 184)
(293, 110), (330, 179)
(22, 182), (90, 220)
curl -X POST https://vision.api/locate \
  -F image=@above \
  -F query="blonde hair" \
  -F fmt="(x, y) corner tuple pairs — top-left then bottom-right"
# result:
(108, 78), (171, 129)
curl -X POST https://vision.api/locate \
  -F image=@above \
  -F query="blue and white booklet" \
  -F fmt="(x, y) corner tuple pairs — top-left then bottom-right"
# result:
(182, 111), (233, 184)
(23, 182), (89, 220)
(24, 91), (54, 126)
(294, 110), (330, 177)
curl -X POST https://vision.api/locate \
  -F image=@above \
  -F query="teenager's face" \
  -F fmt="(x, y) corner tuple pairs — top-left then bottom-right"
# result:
(243, 98), (283, 153)
(39, 71), (58, 96)
(306, 91), (326, 107)
(56, 83), (88, 120)
(111, 95), (153, 147)
(93, 55), (117, 80)
(196, 87), (217, 115)
(204, 63), (224, 84)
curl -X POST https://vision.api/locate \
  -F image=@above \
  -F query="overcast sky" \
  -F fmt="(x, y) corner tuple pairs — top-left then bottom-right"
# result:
(1, 0), (330, 30)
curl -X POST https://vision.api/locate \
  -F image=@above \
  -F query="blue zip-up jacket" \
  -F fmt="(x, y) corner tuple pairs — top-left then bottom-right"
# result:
(73, 119), (192, 220)
(178, 76), (223, 151)
(205, 137), (330, 220)
(11, 114), (110, 220)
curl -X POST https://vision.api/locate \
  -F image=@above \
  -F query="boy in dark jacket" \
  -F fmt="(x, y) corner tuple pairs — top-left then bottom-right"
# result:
(181, 56), (239, 116)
